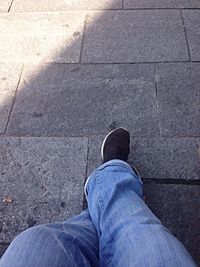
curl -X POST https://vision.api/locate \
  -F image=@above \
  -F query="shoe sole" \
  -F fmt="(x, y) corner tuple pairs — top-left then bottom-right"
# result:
(101, 127), (129, 162)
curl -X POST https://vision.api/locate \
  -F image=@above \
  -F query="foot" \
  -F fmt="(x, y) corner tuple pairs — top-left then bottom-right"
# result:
(101, 127), (130, 164)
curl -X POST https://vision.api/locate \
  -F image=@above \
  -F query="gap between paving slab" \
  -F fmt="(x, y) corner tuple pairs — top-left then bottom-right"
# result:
(8, 0), (200, 11)
(1, 63), (200, 138)
(87, 135), (200, 180)
(0, 10), (192, 64)
(144, 183), (200, 265)
(0, 0), (13, 12)
(0, 12), (86, 63)
(0, 63), (22, 134)
(124, 0), (200, 9)
(5, 63), (159, 137)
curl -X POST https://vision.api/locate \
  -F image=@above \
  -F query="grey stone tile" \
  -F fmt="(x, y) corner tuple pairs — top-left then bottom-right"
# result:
(0, 63), (22, 134)
(82, 10), (189, 63)
(11, 0), (122, 11)
(144, 183), (200, 265)
(0, 0), (12, 12)
(0, 12), (85, 63)
(183, 10), (200, 61)
(124, 0), (200, 8)
(0, 137), (88, 245)
(156, 63), (200, 137)
(0, 63), (22, 93)
(7, 64), (159, 137)
(131, 138), (200, 180)
(87, 136), (200, 180)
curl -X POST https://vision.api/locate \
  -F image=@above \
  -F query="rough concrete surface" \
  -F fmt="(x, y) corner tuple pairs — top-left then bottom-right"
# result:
(183, 11), (200, 61)
(0, 12), (85, 63)
(82, 10), (189, 63)
(87, 135), (200, 180)
(11, 0), (122, 11)
(124, 0), (200, 8)
(7, 64), (160, 137)
(144, 183), (200, 264)
(0, 137), (88, 245)
(155, 63), (200, 137)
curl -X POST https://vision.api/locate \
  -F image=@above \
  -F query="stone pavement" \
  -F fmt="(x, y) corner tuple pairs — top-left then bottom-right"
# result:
(0, 0), (200, 264)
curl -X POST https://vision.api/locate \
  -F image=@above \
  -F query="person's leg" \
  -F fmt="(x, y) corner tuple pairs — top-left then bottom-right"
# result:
(86, 161), (196, 267)
(85, 128), (197, 267)
(0, 209), (99, 267)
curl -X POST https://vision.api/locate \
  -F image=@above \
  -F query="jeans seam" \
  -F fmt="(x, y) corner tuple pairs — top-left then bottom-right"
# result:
(95, 170), (105, 212)
(94, 170), (112, 265)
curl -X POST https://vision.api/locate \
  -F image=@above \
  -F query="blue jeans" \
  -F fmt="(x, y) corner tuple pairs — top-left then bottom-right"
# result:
(0, 160), (197, 267)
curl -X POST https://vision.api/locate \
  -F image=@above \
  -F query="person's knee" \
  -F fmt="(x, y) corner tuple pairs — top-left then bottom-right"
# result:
(0, 224), (72, 267)
(3, 224), (53, 258)
(14, 224), (49, 244)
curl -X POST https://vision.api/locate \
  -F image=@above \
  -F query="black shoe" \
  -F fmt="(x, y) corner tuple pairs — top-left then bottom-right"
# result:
(101, 127), (130, 164)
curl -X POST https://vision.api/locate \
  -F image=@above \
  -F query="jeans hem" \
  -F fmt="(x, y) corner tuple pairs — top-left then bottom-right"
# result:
(84, 159), (141, 197)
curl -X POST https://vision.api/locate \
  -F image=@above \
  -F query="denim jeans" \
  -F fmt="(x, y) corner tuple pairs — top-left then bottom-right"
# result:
(0, 160), (197, 267)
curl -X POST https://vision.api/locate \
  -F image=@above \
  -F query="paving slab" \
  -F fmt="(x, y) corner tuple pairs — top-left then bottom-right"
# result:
(7, 63), (159, 137)
(11, 0), (122, 11)
(82, 10), (189, 63)
(124, 0), (200, 8)
(156, 63), (200, 137)
(0, 63), (22, 134)
(87, 136), (200, 180)
(0, 0), (12, 12)
(0, 137), (88, 252)
(130, 138), (200, 179)
(0, 12), (85, 63)
(144, 183), (200, 266)
(183, 10), (200, 61)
